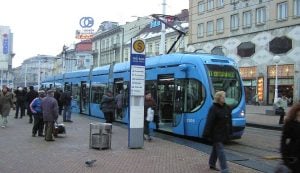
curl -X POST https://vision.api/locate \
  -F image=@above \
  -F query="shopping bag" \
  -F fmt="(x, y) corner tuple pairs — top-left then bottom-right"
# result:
(146, 107), (154, 122)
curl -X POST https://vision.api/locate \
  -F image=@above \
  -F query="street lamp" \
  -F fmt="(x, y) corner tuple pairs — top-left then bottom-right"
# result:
(273, 55), (280, 103)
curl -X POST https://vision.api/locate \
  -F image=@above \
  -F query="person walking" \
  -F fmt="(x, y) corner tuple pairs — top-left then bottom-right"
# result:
(203, 91), (232, 173)
(144, 91), (156, 141)
(14, 87), (27, 119)
(26, 86), (38, 123)
(280, 103), (300, 172)
(275, 94), (288, 124)
(0, 86), (15, 128)
(60, 90), (72, 122)
(41, 90), (59, 141)
(30, 90), (45, 137)
(100, 90), (115, 123)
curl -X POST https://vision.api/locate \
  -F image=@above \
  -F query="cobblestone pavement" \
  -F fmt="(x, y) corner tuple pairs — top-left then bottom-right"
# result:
(0, 111), (261, 173)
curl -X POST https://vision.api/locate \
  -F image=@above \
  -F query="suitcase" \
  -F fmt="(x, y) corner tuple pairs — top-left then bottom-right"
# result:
(54, 123), (66, 135)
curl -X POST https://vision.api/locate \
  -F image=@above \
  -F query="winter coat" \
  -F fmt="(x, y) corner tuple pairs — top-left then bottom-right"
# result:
(144, 98), (156, 119)
(100, 94), (115, 113)
(15, 90), (27, 104)
(26, 89), (38, 113)
(60, 91), (72, 106)
(203, 103), (232, 142)
(0, 91), (14, 117)
(280, 120), (300, 172)
(41, 95), (58, 122)
(30, 98), (43, 113)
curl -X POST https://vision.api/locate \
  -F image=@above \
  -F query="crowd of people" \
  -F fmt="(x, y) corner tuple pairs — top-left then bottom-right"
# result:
(1, 85), (299, 172)
(0, 85), (73, 142)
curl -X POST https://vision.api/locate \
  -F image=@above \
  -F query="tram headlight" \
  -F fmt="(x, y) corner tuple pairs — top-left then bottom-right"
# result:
(240, 110), (245, 117)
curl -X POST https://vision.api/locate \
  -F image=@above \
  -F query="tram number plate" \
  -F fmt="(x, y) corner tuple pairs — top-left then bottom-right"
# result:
(186, 119), (195, 123)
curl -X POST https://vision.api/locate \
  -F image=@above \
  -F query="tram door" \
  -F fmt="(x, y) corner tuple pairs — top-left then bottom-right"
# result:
(157, 75), (175, 132)
(80, 81), (89, 114)
(113, 78), (124, 121)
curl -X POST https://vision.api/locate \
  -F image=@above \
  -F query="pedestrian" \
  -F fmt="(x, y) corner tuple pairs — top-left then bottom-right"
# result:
(115, 90), (123, 119)
(100, 90), (115, 123)
(60, 90), (72, 122)
(0, 86), (15, 128)
(41, 90), (59, 141)
(280, 103), (300, 172)
(275, 94), (288, 124)
(54, 89), (63, 116)
(26, 86), (38, 123)
(144, 91), (156, 141)
(203, 91), (232, 173)
(14, 87), (27, 119)
(30, 90), (45, 137)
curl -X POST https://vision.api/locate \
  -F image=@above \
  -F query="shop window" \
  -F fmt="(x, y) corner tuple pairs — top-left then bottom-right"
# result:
(269, 36), (292, 54)
(237, 42), (255, 57)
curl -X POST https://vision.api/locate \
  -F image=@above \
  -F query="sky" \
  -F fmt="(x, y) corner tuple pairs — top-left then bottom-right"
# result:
(0, 0), (189, 68)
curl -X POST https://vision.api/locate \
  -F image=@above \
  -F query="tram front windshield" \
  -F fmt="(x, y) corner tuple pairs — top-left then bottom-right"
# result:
(206, 64), (242, 107)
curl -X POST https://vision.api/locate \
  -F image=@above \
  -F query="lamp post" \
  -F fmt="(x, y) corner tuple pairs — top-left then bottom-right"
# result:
(38, 60), (41, 91)
(273, 55), (280, 103)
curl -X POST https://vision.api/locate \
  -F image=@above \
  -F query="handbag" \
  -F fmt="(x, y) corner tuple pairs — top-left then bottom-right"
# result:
(146, 107), (154, 122)
(275, 107), (284, 115)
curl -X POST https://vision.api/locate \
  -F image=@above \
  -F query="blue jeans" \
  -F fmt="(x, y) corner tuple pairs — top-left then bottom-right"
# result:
(209, 142), (229, 173)
(63, 105), (71, 121)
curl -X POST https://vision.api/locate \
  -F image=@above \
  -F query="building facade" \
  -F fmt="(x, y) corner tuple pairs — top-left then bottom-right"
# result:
(13, 55), (56, 87)
(189, 0), (300, 104)
(0, 25), (14, 88)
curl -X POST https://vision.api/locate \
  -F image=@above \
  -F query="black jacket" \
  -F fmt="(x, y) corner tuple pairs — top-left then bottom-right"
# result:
(203, 103), (232, 142)
(280, 120), (300, 172)
(26, 89), (38, 106)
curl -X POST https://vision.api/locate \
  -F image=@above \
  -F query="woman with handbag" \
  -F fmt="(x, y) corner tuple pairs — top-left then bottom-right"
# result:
(280, 103), (300, 172)
(144, 91), (156, 141)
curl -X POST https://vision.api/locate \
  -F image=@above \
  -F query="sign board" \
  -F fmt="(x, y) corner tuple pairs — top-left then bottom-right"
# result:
(2, 34), (9, 54)
(128, 38), (145, 149)
(75, 17), (95, 40)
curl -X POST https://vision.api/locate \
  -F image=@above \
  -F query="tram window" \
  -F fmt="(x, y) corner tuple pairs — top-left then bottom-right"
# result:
(91, 83), (106, 104)
(71, 84), (79, 100)
(184, 79), (205, 112)
(174, 79), (205, 113)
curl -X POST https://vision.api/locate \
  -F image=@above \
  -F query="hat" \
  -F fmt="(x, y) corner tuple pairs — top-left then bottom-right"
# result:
(18, 87), (23, 91)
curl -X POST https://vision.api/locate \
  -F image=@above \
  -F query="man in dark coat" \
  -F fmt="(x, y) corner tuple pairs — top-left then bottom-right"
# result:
(41, 90), (59, 141)
(60, 90), (72, 122)
(54, 89), (63, 115)
(14, 87), (27, 119)
(100, 90), (115, 123)
(203, 91), (232, 173)
(26, 86), (38, 123)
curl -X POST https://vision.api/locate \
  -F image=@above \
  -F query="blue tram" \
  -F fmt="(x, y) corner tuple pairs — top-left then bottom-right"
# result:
(43, 53), (246, 139)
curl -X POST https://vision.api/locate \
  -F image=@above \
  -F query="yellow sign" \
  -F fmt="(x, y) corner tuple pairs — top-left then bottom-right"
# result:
(133, 40), (145, 53)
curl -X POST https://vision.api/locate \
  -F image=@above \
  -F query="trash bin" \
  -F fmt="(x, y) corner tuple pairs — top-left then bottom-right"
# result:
(89, 123), (112, 150)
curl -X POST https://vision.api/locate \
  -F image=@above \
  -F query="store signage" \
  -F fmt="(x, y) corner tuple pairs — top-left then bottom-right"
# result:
(257, 77), (264, 101)
(76, 17), (95, 40)
(2, 34), (9, 54)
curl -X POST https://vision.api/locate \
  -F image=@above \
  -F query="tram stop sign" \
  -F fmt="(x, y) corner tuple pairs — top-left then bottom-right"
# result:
(129, 38), (146, 149)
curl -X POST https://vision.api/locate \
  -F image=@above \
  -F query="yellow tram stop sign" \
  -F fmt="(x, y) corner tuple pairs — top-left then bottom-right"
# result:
(133, 40), (145, 53)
